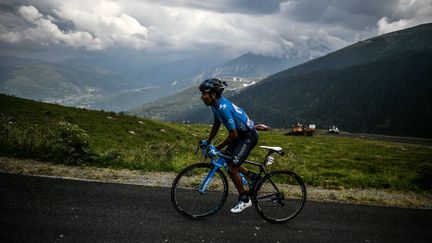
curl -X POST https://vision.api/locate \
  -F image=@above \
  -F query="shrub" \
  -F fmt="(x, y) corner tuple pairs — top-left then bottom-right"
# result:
(414, 162), (432, 190)
(49, 121), (92, 165)
(121, 142), (178, 171)
(0, 113), (14, 151)
(0, 117), (93, 165)
(101, 149), (123, 162)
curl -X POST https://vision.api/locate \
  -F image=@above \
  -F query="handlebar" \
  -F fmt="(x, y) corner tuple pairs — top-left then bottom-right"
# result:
(198, 144), (228, 159)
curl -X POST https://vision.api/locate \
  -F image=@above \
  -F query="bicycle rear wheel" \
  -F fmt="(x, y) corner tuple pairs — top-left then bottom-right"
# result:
(171, 163), (228, 220)
(254, 170), (306, 224)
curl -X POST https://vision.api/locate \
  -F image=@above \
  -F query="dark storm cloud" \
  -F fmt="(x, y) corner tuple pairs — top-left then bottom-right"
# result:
(144, 0), (286, 15)
(228, 0), (286, 14)
(279, 0), (402, 29)
(0, 0), (431, 60)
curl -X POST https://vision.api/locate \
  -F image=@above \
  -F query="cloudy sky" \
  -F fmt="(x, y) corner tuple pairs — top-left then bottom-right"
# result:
(1, 0), (431, 61)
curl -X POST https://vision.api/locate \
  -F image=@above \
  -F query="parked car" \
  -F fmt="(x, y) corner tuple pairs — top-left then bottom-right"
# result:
(254, 124), (271, 131)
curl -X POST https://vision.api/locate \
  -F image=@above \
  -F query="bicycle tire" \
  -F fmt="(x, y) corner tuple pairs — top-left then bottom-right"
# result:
(171, 163), (229, 220)
(254, 170), (306, 224)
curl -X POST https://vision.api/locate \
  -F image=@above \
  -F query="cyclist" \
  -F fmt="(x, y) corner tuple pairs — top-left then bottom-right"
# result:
(199, 78), (259, 213)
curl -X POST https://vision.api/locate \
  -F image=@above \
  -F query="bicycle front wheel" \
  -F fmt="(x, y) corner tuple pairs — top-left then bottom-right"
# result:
(254, 170), (306, 224)
(171, 163), (228, 220)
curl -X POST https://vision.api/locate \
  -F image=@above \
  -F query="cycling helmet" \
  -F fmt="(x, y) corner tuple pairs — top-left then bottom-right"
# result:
(199, 78), (227, 94)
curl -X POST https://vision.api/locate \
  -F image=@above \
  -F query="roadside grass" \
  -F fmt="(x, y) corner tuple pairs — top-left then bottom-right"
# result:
(255, 132), (432, 191)
(1, 94), (431, 192)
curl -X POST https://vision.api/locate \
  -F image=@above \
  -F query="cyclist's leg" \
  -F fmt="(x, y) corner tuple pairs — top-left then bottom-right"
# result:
(228, 130), (258, 213)
(222, 138), (244, 194)
(228, 129), (259, 194)
(236, 128), (259, 177)
(223, 140), (245, 194)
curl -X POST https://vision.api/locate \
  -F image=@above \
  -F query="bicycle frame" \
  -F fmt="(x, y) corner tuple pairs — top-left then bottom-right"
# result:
(198, 150), (279, 195)
(243, 159), (284, 203)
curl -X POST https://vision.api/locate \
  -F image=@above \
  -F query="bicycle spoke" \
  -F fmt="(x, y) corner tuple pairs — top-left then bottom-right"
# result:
(171, 163), (228, 219)
(256, 193), (279, 202)
(254, 170), (306, 223)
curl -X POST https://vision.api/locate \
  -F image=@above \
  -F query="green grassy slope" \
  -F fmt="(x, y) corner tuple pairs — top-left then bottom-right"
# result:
(1, 94), (431, 191)
(0, 94), (203, 171)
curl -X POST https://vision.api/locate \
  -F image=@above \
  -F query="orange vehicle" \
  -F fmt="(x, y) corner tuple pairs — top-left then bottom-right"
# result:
(288, 123), (316, 136)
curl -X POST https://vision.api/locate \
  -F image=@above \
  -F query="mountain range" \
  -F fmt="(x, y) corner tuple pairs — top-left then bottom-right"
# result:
(3, 23), (431, 137)
(129, 52), (306, 120)
(130, 76), (262, 121)
(146, 23), (432, 138)
(0, 52), (301, 111)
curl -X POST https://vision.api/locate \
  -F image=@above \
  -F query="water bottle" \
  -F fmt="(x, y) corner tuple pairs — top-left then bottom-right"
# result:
(240, 172), (249, 187)
(265, 156), (275, 166)
(222, 162), (228, 171)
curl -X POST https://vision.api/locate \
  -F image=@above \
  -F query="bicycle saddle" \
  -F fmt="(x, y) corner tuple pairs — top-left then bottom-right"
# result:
(260, 146), (285, 155)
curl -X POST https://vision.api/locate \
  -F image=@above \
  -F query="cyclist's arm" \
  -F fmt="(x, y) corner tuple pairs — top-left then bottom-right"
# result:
(216, 128), (237, 151)
(216, 105), (238, 150)
(207, 119), (221, 144)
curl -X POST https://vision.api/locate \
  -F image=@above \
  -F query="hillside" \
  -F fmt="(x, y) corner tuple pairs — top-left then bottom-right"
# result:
(129, 52), (308, 120)
(171, 24), (432, 138)
(1, 94), (431, 193)
(0, 51), (303, 112)
(130, 77), (262, 121)
(194, 52), (306, 78)
(113, 53), (302, 113)
(0, 94), (192, 148)
(275, 23), (432, 76)
(0, 57), (139, 109)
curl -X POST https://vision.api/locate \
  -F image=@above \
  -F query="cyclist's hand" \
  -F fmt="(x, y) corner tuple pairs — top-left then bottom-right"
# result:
(199, 139), (208, 149)
(206, 145), (219, 158)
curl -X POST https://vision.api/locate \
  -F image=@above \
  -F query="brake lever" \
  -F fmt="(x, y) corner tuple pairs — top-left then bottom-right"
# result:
(196, 146), (208, 159)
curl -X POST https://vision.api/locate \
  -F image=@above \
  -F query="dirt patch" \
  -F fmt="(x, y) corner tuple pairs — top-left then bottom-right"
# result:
(0, 156), (176, 187)
(1, 156), (431, 209)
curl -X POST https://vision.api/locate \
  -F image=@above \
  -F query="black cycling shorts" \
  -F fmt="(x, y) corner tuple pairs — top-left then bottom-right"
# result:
(224, 128), (259, 167)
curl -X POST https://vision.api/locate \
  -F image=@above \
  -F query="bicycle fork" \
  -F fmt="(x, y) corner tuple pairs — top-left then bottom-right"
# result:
(198, 158), (225, 194)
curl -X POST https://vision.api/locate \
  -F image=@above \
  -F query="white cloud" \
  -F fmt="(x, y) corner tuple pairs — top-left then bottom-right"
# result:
(0, 31), (21, 43)
(0, 1), (150, 50)
(377, 17), (409, 35)
(53, 1), (148, 38)
(377, 0), (432, 34)
(0, 5), (101, 50)
(0, 0), (431, 58)
(18, 5), (43, 21)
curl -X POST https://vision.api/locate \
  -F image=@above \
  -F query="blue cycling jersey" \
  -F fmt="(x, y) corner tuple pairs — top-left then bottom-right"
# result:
(212, 97), (254, 133)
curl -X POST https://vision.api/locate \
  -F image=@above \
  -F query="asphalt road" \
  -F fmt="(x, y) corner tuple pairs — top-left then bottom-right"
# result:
(1, 172), (431, 243)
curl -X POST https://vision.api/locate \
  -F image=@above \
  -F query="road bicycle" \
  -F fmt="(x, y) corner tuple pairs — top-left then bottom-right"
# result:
(170, 145), (307, 224)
